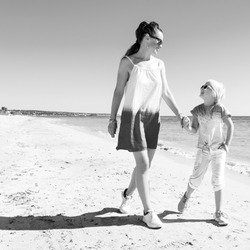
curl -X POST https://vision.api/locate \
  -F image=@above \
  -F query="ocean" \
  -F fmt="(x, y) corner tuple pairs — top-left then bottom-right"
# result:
(56, 116), (250, 177)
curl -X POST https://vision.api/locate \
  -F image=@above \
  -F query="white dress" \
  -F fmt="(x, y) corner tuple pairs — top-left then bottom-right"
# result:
(117, 56), (164, 152)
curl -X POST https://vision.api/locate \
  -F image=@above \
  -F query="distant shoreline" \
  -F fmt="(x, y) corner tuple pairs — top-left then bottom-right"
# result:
(7, 110), (250, 118)
(8, 109), (110, 117)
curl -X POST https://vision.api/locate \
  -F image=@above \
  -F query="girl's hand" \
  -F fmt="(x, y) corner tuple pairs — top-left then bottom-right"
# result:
(108, 119), (117, 138)
(181, 116), (190, 129)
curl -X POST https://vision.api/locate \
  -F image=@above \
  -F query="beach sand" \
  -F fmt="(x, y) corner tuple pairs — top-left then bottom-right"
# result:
(0, 116), (249, 250)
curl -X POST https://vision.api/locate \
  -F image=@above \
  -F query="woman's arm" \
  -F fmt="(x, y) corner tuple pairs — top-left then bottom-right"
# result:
(160, 61), (183, 121)
(108, 58), (130, 137)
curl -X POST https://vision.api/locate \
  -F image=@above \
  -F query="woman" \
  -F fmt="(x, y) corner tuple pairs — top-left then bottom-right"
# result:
(108, 21), (184, 229)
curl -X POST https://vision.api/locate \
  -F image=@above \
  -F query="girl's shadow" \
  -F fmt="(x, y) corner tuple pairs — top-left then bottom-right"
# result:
(158, 210), (218, 226)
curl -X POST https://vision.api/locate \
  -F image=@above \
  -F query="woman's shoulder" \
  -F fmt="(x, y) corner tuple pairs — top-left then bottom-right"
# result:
(121, 56), (132, 64)
(119, 56), (134, 71)
(123, 55), (139, 65)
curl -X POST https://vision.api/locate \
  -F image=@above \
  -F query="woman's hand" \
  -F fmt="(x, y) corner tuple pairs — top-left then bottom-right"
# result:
(218, 142), (229, 152)
(108, 119), (117, 138)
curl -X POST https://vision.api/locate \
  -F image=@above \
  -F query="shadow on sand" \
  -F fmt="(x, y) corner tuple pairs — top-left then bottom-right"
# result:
(0, 208), (218, 230)
(159, 210), (218, 226)
(0, 208), (145, 230)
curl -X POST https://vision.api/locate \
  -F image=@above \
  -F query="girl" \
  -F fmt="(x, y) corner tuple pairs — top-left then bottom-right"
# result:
(179, 79), (234, 226)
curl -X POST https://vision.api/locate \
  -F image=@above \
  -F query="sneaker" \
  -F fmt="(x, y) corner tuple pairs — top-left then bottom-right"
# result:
(213, 211), (229, 226)
(119, 189), (132, 214)
(142, 210), (162, 229)
(178, 192), (189, 213)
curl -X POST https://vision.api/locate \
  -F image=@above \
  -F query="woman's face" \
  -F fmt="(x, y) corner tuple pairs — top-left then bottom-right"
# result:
(147, 29), (163, 55)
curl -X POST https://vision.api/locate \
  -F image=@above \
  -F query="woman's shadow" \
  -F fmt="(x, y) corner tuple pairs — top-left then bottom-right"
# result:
(0, 207), (144, 230)
(0, 208), (217, 230)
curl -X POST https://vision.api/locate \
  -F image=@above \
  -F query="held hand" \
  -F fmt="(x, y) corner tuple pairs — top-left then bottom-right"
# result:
(108, 120), (117, 138)
(181, 116), (190, 129)
(218, 143), (229, 152)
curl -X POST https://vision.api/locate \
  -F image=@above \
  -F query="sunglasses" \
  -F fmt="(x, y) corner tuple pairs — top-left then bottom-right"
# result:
(148, 34), (163, 45)
(200, 84), (212, 90)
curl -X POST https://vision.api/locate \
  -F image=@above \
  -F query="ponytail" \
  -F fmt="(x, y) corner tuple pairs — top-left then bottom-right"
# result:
(123, 21), (162, 58)
(125, 41), (140, 56)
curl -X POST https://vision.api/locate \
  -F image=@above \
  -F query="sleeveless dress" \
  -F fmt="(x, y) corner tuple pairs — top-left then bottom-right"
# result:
(116, 56), (163, 152)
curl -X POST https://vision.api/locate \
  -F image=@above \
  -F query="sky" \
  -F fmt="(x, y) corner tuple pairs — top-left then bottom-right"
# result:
(0, 0), (249, 116)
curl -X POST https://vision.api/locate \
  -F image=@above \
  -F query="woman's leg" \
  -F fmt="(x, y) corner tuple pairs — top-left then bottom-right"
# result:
(133, 150), (152, 213)
(126, 168), (137, 196)
(185, 184), (195, 198)
(147, 148), (156, 166)
(121, 148), (162, 228)
(126, 149), (156, 196)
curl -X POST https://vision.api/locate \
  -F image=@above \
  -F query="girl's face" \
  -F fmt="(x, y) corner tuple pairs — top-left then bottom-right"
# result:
(200, 83), (216, 103)
(147, 30), (163, 55)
